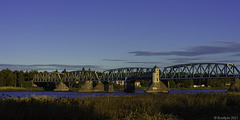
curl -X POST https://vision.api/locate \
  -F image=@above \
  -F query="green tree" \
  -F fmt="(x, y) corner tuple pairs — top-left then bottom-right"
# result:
(169, 80), (176, 88)
(18, 71), (25, 87)
(0, 71), (4, 87)
(2, 69), (15, 86)
(61, 69), (67, 73)
(24, 71), (30, 81)
(29, 70), (38, 80)
(140, 80), (148, 87)
(187, 79), (194, 88)
(13, 70), (18, 87)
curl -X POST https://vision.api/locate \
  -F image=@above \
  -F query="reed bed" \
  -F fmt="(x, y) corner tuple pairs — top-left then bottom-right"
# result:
(0, 93), (239, 120)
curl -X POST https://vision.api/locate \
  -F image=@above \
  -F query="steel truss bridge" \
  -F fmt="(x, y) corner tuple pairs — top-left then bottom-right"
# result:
(33, 63), (240, 83)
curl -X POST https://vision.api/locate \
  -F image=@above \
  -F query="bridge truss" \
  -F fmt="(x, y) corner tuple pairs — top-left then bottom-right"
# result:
(100, 67), (152, 81)
(33, 63), (240, 83)
(33, 71), (101, 82)
(160, 63), (240, 80)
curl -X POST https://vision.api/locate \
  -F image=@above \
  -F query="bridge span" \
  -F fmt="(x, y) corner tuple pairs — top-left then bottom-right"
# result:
(33, 63), (240, 93)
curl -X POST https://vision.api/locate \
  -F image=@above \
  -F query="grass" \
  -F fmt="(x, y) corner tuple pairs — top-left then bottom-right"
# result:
(171, 86), (229, 90)
(136, 86), (229, 90)
(0, 93), (239, 120)
(0, 86), (44, 91)
(135, 86), (148, 90)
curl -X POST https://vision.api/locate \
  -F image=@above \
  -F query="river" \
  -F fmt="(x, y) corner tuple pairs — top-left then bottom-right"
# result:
(0, 89), (227, 98)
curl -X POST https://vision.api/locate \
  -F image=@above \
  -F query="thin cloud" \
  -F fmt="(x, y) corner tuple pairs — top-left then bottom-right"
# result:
(215, 40), (240, 44)
(0, 64), (101, 72)
(168, 57), (212, 63)
(215, 60), (240, 63)
(126, 61), (162, 64)
(233, 53), (240, 56)
(102, 59), (127, 61)
(129, 40), (240, 56)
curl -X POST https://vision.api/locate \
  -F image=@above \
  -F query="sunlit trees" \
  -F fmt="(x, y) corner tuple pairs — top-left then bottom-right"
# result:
(18, 71), (25, 87)
(0, 69), (39, 88)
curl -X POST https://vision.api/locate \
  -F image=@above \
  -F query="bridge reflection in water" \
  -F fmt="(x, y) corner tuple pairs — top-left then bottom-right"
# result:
(33, 63), (240, 93)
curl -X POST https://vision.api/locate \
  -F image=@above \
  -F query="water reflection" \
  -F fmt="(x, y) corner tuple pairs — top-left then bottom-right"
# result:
(0, 90), (228, 98)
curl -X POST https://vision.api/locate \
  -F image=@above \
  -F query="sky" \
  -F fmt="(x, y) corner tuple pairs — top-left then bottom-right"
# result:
(0, 0), (240, 71)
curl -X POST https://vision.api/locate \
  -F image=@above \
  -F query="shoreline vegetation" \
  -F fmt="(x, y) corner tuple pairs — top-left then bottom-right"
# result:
(0, 86), (44, 91)
(0, 93), (239, 120)
(0, 86), (230, 91)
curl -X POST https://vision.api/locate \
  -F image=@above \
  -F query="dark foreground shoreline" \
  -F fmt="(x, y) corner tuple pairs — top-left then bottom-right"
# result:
(0, 93), (239, 120)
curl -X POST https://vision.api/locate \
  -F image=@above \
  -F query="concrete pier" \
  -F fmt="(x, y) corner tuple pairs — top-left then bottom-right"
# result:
(93, 81), (105, 92)
(54, 82), (69, 91)
(31, 81), (38, 87)
(228, 78), (240, 92)
(78, 81), (93, 92)
(105, 82), (114, 92)
(124, 80), (135, 93)
(146, 66), (169, 93)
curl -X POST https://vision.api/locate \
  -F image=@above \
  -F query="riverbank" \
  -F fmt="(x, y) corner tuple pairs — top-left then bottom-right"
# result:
(171, 86), (229, 90)
(0, 93), (239, 120)
(0, 87), (44, 91)
(135, 86), (229, 90)
(0, 86), (230, 92)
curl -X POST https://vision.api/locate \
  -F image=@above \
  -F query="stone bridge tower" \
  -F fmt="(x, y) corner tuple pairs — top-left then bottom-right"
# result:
(146, 65), (169, 93)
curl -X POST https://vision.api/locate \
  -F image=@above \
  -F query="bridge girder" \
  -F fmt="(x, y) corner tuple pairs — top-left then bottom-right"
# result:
(33, 71), (101, 83)
(33, 63), (240, 83)
(100, 67), (153, 81)
(160, 63), (240, 80)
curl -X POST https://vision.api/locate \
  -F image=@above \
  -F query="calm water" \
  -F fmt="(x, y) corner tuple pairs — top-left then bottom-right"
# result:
(0, 90), (227, 98)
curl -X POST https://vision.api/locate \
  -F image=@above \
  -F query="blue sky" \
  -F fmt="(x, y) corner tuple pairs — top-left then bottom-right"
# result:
(0, 0), (240, 71)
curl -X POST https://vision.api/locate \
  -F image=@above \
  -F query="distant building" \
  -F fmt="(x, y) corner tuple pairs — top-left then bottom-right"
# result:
(225, 82), (231, 86)
(116, 80), (124, 86)
(192, 84), (205, 88)
(115, 80), (142, 87)
(135, 81), (141, 87)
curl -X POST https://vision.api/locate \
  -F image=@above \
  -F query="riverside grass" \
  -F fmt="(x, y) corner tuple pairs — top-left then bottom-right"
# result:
(0, 86), (44, 91)
(0, 93), (240, 120)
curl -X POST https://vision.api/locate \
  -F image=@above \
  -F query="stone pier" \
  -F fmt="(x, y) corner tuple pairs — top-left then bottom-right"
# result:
(105, 82), (114, 92)
(146, 66), (169, 93)
(124, 80), (135, 93)
(54, 82), (69, 91)
(31, 81), (38, 87)
(228, 78), (240, 92)
(93, 81), (105, 92)
(78, 81), (93, 92)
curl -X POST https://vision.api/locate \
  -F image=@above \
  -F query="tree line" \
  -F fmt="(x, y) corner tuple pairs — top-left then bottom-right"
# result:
(0, 69), (38, 87)
(168, 78), (233, 88)
(0, 68), (87, 88)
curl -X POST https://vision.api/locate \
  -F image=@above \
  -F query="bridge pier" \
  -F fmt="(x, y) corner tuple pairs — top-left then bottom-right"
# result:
(228, 78), (240, 92)
(146, 66), (169, 93)
(124, 80), (135, 93)
(93, 81), (105, 92)
(31, 81), (38, 87)
(105, 82), (114, 92)
(78, 81), (93, 92)
(54, 82), (69, 91)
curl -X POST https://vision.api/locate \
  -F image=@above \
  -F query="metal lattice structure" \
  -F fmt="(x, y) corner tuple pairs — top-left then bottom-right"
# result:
(33, 71), (101, 82)
(160, 63), (240, 80)
(33, 63), (240, 83)
(100, 67), (153, 81)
